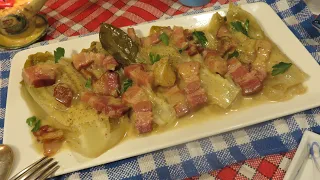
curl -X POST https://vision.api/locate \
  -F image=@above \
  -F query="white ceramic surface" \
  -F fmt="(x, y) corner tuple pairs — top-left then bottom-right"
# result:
(4, 2), (320, 178)
(284, 131), (320, 180)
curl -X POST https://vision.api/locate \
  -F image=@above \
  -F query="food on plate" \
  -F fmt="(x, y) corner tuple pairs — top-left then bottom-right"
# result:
(22, 4), (308, 157)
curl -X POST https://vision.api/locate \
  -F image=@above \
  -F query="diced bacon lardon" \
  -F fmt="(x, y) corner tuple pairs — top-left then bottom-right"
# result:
(122, 86), (153, 134)
(72, 52), (118, 71)
(172, 26), (189, 50)
(93, 71), (120, 97)
(53, 83), (73, 107)
(81, 92), (129, 118)
(124, 64), (154, 87)
(22, 64), (57, 88)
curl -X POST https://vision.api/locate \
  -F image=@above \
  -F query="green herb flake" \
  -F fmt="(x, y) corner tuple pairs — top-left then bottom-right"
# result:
(85, 78), (92, 89)
(54, 47), (65, 63)
(26, 116), (37, 127)
(149, 52), (161, 64)
(31, 120), (41, 132)
(230, 21), (248, 36)
(272, 62), (292, 76)
(228, 50), (239, 59)
(122, 79), (133, 93)
(192, 31), (208, 47)
(244, 19), (249, 33)
(159, 33), (169, 46)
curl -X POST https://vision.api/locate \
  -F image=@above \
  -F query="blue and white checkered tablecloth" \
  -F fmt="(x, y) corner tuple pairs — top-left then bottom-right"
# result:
(0, 0), (319, 179)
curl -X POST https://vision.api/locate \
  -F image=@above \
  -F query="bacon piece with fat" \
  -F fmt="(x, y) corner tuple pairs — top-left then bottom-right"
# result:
(22, 64), (57, 88)
(163, 85), (190, 117)
(72, 52), (118, 71)
(227, 59), (263, 95)
(132, 101), (153, 133)
(177, 61), (208, 110)
(141, 32), (161, 47)
(81, 92), (129, 118)
(172, 26), (189, 50)
(54, 83), (73, 107)
(33, 125), (64, 157)
(122, 86), (153, 133)
(124, 64), (154, 87)
(93, 71), (120, 97)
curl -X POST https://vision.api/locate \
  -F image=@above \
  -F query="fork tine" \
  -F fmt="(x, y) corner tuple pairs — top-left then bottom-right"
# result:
(20, 157), (54, 180)
(9, 157), (48, 180)
(36, 163), (60, 180)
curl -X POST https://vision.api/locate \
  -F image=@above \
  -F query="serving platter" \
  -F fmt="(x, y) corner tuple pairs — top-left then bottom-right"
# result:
(3, 2), (320, 177)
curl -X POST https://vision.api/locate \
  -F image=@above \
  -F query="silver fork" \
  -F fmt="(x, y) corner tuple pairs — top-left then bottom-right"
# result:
(9, 157), (59, 180)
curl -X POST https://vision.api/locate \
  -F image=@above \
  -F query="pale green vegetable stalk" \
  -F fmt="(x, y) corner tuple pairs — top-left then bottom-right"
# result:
(23, 55), (126, 158)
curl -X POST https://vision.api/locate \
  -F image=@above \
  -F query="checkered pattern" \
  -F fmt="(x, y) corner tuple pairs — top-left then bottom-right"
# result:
(187, 150), (296, 180)
(40, 0), (232, 40)
(0, 0), (319, 179)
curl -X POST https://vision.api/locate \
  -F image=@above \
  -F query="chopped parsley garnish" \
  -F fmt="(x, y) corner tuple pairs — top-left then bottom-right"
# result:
(122, 79), (133, 93)
(272, 62), (292, 76)
(244, 19), (249, 33)
(230, 20), (249, 36)
(228, 50), (239, 59)
(26, 116), (41, 132)
(54, 47), (65, 63)
(85, 78), (92, 89)
(159, 32), (169, 46)
(32, 120), (41, 132)
(26, 116), (37, 127)
(192, 31), (208, 47)
(149, 52), (161, 64)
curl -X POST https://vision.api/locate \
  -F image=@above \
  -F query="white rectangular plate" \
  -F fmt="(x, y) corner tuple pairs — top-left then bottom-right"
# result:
(4, 2), (320, 178)
(284, 131), (320, 180)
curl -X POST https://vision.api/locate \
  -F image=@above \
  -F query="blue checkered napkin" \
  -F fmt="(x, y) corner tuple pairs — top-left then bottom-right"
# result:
(1, 0), (320, 179)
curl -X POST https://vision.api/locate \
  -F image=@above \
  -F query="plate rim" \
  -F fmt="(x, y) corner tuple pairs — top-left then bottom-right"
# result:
(4, 2), (320, 178)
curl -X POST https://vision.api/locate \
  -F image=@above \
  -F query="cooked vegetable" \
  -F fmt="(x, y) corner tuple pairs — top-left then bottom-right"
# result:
(23, 56), (126, 158)
(207, 12), (224, 36)
(200, 68), (240, 108)
(54, 47), (65, 63)
(159, 33), (169, 46)
(193, 31), (208, 47)
(149, 52), (161, 64)
(153, 57), (176, 87)
(271, 62), (292, 76)
(24, 52), (54, 68)
(122, 79), (133, 93)
(99, 23), (139, 66)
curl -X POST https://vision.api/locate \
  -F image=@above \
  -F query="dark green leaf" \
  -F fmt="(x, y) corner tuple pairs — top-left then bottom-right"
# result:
(230, 21), (248, 36)
(31, 120), (41, 132)
(178, 49), (183, 54)
(99, 23), (139, 66)
(192, 31), (208, 47)
(122, 79), (133, 93)
(54, 47), (65, 63)
(85, 78), (92, 89)
(159, 33), (169, 46)
(228, 50), (239, 59)
(26, 116), (36, 127)
(272, 62), (292, 76)
(244, 19), (249, 32)
(149, 52), (161, 64)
